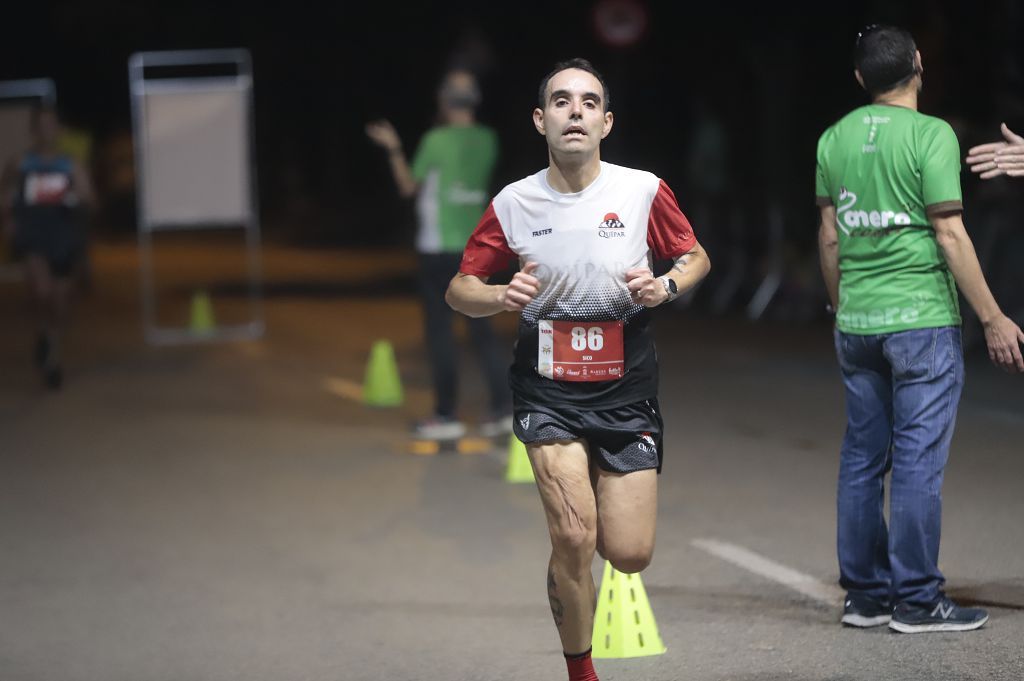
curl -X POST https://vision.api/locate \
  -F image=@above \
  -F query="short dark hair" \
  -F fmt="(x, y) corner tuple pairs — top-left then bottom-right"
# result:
(854, 25), (919, 96)
(537, 58), (611, 112)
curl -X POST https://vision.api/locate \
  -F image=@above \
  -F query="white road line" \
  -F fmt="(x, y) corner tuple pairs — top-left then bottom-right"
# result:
(691, 538), (844, 606)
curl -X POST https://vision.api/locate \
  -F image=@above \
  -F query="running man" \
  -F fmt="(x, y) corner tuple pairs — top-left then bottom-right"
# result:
(1, 103), (94, 389)
(816, 25), (1023, 634)
(446, 58), (709, 681)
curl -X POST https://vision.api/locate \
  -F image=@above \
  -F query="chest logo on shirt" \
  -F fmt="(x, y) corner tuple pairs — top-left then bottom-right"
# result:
(598, 213), (626, 238)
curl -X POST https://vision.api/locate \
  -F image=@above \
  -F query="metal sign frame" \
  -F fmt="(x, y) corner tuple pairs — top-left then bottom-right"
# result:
(0, 78), (57, 102)
(129, 49), (263, 344)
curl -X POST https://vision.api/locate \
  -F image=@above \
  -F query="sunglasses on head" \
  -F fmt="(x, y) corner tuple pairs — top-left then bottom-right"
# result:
(856, 24), (881, 47)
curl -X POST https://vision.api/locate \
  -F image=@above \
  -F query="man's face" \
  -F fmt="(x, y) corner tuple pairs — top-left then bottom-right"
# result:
(533, 68), (612, 157)
(438, 70), (479, 112)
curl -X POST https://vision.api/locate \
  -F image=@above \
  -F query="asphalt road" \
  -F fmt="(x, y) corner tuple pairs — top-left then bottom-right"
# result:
(1, 243), (1022, 681)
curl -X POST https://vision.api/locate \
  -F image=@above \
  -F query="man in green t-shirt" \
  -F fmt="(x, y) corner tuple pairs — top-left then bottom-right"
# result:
(816, 25), (1024, 634)
(367, 69), (510, 441)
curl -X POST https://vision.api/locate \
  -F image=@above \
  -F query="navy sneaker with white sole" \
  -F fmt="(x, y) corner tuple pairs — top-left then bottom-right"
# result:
(841, 594), (892, 628)
(889, 597), (988, 633)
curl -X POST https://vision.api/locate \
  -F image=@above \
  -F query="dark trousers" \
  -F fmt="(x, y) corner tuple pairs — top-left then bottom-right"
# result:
(417, 252), (510, 419)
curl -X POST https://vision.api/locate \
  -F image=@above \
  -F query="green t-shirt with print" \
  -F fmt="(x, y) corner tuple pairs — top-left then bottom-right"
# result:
(815, 104), (963, 335)
(411, 124), (497, 253)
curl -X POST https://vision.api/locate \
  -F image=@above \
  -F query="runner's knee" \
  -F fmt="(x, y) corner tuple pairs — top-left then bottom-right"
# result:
(603, 545), (653, 574)
(547, 505), (597, 568)
(549, 514), (596, 555)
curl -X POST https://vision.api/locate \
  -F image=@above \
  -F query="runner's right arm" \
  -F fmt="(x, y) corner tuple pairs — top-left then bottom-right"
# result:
(446, 262), (540, 318)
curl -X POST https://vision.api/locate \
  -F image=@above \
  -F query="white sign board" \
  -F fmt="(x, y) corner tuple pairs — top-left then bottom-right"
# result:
(140, 82), (250, 226)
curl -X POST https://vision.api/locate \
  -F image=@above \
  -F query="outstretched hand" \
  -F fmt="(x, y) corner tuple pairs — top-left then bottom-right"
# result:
(966, 123), (1024, 179)
(365, 120), (402, 153)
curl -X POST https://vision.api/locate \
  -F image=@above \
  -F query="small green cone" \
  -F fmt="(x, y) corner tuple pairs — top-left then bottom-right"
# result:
(190, 290), (216, 334)
(362, 340), (403, 407)
(505, 434), (535, 483)
(592, 561), (667, 658)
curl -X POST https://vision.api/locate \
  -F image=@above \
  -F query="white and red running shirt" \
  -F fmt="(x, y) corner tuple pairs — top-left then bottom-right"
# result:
(459, 162), (697, 408)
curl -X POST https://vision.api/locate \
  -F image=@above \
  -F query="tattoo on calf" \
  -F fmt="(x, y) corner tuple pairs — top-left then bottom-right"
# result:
(547, 568), (565, 627)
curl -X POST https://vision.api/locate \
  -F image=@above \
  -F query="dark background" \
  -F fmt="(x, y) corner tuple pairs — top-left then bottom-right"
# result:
(2, 0), (1022, 322)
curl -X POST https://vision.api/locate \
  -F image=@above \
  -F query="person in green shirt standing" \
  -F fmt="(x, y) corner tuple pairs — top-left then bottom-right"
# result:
(367, 68), (510, 440)
(816, 25), (1024, 634)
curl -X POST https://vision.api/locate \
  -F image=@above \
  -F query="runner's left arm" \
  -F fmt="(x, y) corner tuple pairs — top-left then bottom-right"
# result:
(71, 159), (95, 207)
(626, 243), (710, 307)
(637, 178), (709, 306)
(667, 242), (710, 295)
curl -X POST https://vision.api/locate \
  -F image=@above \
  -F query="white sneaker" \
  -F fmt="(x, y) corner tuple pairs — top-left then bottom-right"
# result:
(479, 415), (513, 438)
(412, 417), (467, 441)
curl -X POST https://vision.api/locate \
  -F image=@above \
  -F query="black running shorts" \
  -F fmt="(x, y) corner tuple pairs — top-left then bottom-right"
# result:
(13, 228), (83, 278)
(512, 396), (664, 473)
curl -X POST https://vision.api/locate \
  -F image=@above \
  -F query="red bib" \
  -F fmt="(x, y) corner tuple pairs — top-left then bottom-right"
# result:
(537, 320), (624, 382)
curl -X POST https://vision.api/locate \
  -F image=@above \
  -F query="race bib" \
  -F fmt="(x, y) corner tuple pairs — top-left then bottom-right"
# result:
(537, 320), (624, 382)
(24, 172), (70, 206)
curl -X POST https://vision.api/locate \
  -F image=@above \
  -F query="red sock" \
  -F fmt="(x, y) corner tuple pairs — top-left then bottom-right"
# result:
(564, 648), (599, 681)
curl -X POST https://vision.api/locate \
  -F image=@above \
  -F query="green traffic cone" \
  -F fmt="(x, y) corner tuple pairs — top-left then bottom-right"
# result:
(190, 290), (215, 334)
(362, 340), (403, 407)
(592, 561), (666, 658)
(505, 434), (535, 483)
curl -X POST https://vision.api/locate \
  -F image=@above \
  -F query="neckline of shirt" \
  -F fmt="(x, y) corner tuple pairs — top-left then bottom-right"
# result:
(540, 161), (609, 199)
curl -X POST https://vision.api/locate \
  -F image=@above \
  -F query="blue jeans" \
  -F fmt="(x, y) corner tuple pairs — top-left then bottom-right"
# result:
(834, 326), (964, 607)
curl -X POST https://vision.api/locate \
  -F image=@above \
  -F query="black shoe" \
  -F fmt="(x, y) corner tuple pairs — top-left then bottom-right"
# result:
(889, 596), (988, 633)
(841, 594), (892, 628)
(44, 365), (63, 390)
(33, 334), (50, 369)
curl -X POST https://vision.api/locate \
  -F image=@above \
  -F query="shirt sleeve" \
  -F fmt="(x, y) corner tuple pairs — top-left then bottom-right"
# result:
(410, 131), (436, 182)
(815, 133), (833, 206)
(459, 202), (517, 277)
(647, 179), (697, 260)
(921, 121), (963, 216)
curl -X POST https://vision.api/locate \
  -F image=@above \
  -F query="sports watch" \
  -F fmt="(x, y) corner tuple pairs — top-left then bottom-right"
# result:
(660, 276), (678, 302)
